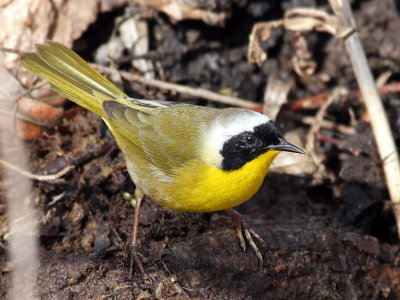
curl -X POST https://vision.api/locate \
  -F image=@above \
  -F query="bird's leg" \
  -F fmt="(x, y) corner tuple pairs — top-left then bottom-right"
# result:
(129, 188), (149, 280)
(225, 208), (266, 262)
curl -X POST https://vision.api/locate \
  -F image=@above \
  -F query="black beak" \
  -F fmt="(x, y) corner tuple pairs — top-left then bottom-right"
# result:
(271, 138), (305, 154)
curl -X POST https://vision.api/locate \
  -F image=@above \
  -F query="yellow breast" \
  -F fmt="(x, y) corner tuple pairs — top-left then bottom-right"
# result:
(161, 150), (280, 212)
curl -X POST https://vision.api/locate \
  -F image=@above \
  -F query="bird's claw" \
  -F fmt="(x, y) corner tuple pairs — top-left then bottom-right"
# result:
(226, 208), (266, 263)
(129, 243), (152, 283)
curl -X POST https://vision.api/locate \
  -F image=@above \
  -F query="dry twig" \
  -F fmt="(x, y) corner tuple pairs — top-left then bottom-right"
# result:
(91, 63), (259, 110)
(306, 89), (342, 181)
(284, 81), (400, 112)
(0, 157), (73, 181)
(287, 112), (355, 135)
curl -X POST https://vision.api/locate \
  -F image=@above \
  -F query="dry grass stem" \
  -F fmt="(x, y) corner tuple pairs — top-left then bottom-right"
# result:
(91, 63), (259, 110)
(0, 157), (73, 181)
(328, 0), (400, 237)
(287, 113), (356, 135)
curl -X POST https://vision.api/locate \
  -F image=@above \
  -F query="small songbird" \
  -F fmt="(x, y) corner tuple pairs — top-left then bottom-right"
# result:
(22, 42), (304, 273)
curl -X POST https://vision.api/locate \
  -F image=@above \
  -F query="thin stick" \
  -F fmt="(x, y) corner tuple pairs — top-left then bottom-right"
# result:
(0, 46), (23, 55)
(91, 63), (260, 110)
(0, 157), (73, 181)
(285, 81), (400, 112)
(286, 112), (356, 135)
(306, 89), (340, 166)
(328, 0), (400, 236)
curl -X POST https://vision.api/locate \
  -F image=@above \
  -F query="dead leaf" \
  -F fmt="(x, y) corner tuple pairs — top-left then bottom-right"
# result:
(248, 20), (283, 66)
(0, 53), (62, 139)
(118, 14), (155, 78)
(271, 130), (315, 177)
(284, 8), (339, 35)
(263, 73), (292, 120)
(68, 202), (85, 226)
(17, 97), (63, 128)
(248, 7), (341, 71)
(291, 34), (317, 76)
(137, 0), (227, 26)
(0, 0), (127, 78)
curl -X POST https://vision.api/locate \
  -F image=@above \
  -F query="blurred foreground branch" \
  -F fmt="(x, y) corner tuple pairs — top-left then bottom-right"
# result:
(0, 134), (38, 299)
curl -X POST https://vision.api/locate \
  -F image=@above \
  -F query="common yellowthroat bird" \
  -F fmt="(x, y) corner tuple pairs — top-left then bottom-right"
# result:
(22, 42), (304, 273)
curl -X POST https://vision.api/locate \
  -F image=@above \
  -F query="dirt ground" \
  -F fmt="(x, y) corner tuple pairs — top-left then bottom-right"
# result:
(1, 0), (400, 299)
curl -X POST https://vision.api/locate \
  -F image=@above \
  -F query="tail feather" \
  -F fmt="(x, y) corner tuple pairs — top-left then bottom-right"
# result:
(21, 42), (127, 118)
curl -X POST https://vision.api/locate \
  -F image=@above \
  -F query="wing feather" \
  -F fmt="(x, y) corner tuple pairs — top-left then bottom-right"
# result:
(103, 101), (212, 175)
(37, 42), (125, 99)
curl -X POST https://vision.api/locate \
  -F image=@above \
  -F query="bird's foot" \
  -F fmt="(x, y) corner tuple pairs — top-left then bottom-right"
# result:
(225, 208), (266, 262)
(129, 243), (152, 283)
(128, 188), (152, 283)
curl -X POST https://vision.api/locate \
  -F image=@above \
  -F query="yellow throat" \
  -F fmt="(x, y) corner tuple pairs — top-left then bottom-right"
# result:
(163, 150), (280, 212)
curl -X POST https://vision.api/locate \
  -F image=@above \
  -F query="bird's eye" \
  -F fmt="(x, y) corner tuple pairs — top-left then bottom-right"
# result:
(245, 135), (256, 145)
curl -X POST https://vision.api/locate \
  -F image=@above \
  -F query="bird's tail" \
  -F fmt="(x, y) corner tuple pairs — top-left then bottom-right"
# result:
(21, 41), (127, 118)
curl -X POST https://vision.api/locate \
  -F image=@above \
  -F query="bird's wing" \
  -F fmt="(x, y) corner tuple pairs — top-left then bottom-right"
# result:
(103, 101), (205, 175)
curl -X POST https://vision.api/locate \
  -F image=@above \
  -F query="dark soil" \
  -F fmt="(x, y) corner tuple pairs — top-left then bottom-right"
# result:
(1, 0), (400, 299)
